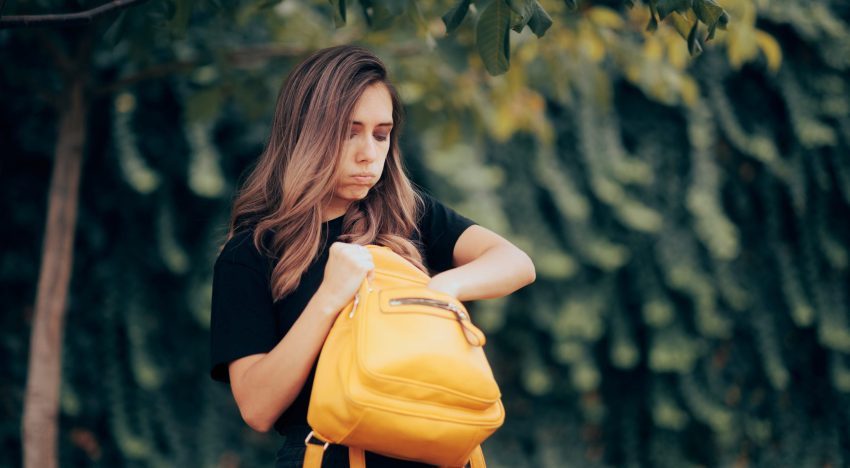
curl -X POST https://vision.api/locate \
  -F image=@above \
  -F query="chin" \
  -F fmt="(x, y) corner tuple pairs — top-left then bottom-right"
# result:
(343, 189), (371, 201)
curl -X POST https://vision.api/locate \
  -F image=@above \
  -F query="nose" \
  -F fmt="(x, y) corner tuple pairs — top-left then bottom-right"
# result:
(355, 135), (380, 164)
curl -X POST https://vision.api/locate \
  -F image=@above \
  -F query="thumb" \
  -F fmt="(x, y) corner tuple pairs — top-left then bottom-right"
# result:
(366, 268), (375, 285)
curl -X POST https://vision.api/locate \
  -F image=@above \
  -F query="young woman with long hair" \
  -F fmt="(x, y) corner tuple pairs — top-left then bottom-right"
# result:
(209, 45), (536, 467)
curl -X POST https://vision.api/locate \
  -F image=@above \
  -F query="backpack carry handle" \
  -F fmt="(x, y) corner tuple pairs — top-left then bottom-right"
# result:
(303, 432), (487, 468)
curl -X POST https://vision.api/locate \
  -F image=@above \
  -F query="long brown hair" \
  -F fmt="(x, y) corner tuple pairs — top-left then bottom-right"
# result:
(225, 45), (426, 301)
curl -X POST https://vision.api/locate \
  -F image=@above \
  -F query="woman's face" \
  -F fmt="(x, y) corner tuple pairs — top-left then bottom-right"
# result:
(326, 82), (393, 218)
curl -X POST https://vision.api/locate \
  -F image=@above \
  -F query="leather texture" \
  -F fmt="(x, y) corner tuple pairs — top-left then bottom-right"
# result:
(304, 245), (504, 467)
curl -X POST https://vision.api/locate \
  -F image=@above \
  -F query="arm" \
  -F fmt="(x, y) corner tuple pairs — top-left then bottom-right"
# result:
(227, 290), (337, 432)
(227, 243), (373, 432)
(427, 225), (536, 301)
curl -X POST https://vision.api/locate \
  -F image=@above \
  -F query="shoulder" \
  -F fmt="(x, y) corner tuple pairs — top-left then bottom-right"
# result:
(414, 189), (474, 228)
(215, 229), (273, 275)
(414, 189), (447, 222)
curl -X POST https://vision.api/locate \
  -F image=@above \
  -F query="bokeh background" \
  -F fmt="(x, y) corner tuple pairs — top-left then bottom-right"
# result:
(2, 0), (850, 466)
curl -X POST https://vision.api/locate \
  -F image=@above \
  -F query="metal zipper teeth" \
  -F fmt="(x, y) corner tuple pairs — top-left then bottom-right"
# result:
(388, 297), (468, 320)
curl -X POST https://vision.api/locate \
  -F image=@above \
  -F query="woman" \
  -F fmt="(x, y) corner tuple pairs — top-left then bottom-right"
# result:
(209, 45), (536, 467)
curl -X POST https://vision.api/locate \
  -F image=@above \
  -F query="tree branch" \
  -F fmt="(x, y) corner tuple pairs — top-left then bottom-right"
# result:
(0, 0), (150, 29)
(95, 45), (311, 96)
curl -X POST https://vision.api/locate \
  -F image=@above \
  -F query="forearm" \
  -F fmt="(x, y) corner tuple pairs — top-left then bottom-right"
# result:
(231, 288), (339, 431)
(429, 244), (535, 302)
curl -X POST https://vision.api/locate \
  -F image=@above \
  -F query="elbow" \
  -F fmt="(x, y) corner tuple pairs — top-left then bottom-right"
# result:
(522, 251), (536, 286)
(506, 244), (535, 287)
(250, 423), (274, 433)
(242, 411), (274, 433)
(240, 406), (275, 433)
(229, 358), (284, 433)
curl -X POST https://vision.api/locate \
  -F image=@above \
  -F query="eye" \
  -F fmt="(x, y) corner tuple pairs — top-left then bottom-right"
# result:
(374, 133), (389, 142)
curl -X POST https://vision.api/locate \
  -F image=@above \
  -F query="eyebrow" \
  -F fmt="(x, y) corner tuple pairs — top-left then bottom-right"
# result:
(351, 121), (394, 127)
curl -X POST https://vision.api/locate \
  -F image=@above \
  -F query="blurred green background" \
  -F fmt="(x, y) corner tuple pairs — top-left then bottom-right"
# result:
(2, 0), (850, 466)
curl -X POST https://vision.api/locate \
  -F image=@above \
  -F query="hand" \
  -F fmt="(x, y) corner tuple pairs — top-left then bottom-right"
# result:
(316, 242), (374, 315)
(427, 273), (460, 298)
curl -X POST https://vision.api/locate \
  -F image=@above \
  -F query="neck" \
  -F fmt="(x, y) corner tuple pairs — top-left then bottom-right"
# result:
(323, 203), (349, 222)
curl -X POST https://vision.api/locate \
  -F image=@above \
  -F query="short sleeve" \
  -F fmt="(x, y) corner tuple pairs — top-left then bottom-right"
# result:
(209, 232), (277, 383)
(418, 192), (476, 273)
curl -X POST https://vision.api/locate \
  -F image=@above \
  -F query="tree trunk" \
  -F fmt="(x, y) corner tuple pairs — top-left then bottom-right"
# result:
(21, 74), (87, 468)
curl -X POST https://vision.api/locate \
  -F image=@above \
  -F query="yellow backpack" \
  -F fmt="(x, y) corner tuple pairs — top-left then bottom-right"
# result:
(304, 245), (504, 468)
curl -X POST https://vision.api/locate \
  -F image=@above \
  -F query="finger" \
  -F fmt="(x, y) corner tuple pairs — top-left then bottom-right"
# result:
(359, 256), (374, 272)
(344, 244), (365, 260)
(356, 246), (372, 263)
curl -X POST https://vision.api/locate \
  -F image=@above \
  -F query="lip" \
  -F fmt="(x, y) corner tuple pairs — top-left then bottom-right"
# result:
(351, 174), (376, 184)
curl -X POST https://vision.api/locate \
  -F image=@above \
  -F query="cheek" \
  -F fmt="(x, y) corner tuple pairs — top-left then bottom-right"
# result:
(339, 142), (355, 163)
(377, 150), (390, 174)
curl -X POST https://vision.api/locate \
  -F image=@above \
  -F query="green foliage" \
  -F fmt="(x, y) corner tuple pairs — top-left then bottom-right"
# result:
(330, 0), (348, 26)
(526, 2), (554, 36)
(477, 0), (513, 74)
(442, 0), (473, 34)
(424, 1), (848, 466)
(3, 0), (850, 467)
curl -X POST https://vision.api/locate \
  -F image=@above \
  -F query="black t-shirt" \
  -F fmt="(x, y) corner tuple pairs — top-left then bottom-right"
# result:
(209, 192), (475, 434)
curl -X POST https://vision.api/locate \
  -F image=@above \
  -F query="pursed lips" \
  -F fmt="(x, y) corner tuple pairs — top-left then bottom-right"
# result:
(351, 174), (375, 184)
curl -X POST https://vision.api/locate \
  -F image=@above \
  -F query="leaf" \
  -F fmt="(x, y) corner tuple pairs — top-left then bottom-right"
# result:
(508, 0), (534, 32)
(507, 0), (533, 20)
(360, 0), (403, 29)
(687, 19), (703, 56)
(506, 0), (551, 36)
(168, 0), (192, 38)
(706, 10), (730, 40)
(693, 0), (723, 28)
(477, 0), (512, 75)
(564, 0), (579, 11)
(706, 22), (717, 41)
(655, 0), (691, 20)
(646, 0), (659, 32)
(442, 0), (472, 34)
(668, 11), (692, 39)
(717, 10), (730, 29)
(623, 0), (635, 7)
(755, 30), (782, 72)
(329, 0), (347, 26)
(527, 1), (553, 37)
(359, 0), (374, 26)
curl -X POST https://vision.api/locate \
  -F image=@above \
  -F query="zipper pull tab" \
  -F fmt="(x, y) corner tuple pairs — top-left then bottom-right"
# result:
(349, 277), (371, 319)
(460, 321), (486, 347)
(349, 294), (359, 318)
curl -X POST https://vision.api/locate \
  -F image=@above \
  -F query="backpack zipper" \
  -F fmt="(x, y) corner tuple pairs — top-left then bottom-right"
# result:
(388, 297), (468, 321)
